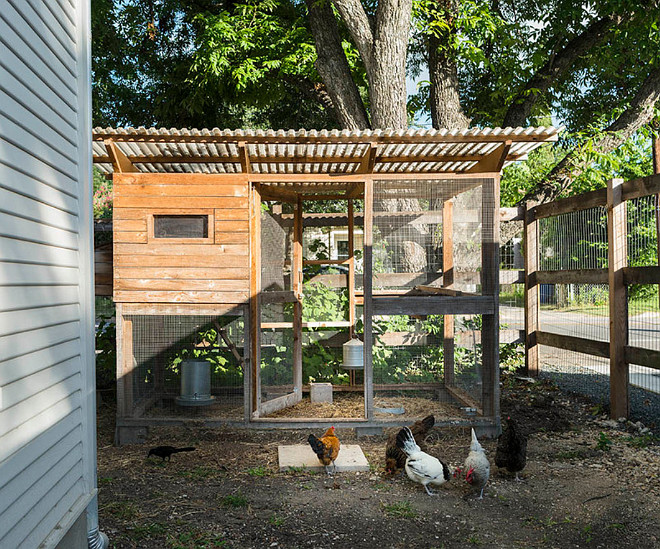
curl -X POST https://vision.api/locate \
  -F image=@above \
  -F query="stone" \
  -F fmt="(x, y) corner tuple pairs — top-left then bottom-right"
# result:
(278, 444), (370, 472)
(310, 382), (333, 404)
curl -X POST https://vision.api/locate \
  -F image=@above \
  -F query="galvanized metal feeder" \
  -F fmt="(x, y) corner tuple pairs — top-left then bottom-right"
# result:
(175, 358), (215, 407)
(341, 338), (364, 370)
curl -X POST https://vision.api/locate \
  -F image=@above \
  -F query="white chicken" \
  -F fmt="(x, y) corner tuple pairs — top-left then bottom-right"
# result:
(455, 428), (490, 499)
(395, 426), (450, 496)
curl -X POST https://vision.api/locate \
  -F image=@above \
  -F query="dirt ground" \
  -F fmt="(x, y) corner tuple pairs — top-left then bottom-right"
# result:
(97, 376), (660, 549)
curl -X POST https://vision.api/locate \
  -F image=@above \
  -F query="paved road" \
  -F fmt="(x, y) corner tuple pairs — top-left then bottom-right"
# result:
(500, 306), (660, 394)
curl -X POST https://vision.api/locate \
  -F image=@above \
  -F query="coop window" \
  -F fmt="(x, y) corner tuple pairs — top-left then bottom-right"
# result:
(153, 215), (209, 239)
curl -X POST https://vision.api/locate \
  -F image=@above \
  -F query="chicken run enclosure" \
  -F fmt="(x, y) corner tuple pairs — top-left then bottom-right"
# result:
(92, 127), (559, 444)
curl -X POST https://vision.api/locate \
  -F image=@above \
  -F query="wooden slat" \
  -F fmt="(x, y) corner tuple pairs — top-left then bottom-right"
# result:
(113, 219), (147, 231)
(537, 331), (610, 358)
(623, 266), (660, 285)
(481, 175), (500, 418)
(363, 178), (374, 420)
(215, 219), (249, 233)
(625, 346), (660, 370)
(250, 183), (262, 414)
(608, 177), (629, 419)
(372, 296), (495, 315)
(115, 267), (250, 280)
(114, 254), (249, 267)
(105, 140), (138, 173)
(260, 291), (297, 304)
(524, 206), (539, 376)
(114, 279), (249, 291)
(533, 188), (607, 219)
(114, 173), (249, 185)
(445, 385), (483, 416)
(259, 392), (302, 417)
(120, 303), (245, 315)
(214, 232), (249, 245)
(415, 285), (479, 297)
(303, 259), (350, 265)
(114, 243), (248, 256)
(293, 195), (303, 397)
(348, 199), (356, 337)
(443, 198), (455, 387)
(113, 184), (249, 197)
(113, 231), (148, 244)
(113, 196), (248, 209)
(536, 268), (609, 285)
(113, 290), (249, 303)
(621, 173), (660, 201)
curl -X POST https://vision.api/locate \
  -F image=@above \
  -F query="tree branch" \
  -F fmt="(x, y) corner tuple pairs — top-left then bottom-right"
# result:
(522, 66), (660, 205)
(306, 0), (371, 129)
(331, 0), (375, 74)
(503, 14), (621, 128)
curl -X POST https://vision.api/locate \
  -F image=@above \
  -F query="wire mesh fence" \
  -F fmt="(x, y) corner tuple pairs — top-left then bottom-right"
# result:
(129, 314), (245, 419)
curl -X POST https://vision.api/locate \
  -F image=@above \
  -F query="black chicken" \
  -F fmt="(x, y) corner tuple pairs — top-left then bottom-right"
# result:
(385, 415), (435, 473)
(147, 446), (196, 461)
(495, 416), (527, 481)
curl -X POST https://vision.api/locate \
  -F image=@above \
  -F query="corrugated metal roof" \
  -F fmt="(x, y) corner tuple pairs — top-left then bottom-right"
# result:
(93, 126), (560, 177)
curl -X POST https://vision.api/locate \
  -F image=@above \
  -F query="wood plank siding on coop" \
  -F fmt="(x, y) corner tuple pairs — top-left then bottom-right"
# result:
(112, 173), (250, 304)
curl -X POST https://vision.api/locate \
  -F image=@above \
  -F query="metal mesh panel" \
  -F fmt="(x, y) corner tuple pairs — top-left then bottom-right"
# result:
(371, 314), (485, 420)
(129, 314), (244, 418)
(262, 207), (291, 292)
(372, 179), (486, 292)
(260, 303), (294, 402)
(539, 207), (608, 270)
(540, 283), (609, 341)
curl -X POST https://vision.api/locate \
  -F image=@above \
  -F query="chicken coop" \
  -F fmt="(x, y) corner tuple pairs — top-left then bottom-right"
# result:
(92, 127), (559, 443)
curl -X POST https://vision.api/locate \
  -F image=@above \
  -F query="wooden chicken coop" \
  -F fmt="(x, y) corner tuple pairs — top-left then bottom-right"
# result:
(92, 127), (559, 444)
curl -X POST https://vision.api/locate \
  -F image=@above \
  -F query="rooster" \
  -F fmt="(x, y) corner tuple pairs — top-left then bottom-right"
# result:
(495, 416), (527, 481)
(308, 426), (340, 474)
(455, 428), (490, 499)
(385, 415), (435, 474)
(395, 426), (450, 496)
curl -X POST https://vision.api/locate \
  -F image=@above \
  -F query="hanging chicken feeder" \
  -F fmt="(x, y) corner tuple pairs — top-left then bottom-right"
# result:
(341, 338), (364, 370)
(175, 358), (215, 407)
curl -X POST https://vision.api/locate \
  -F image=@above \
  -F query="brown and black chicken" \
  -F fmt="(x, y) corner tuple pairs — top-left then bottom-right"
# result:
(495, 416), (528, 481)
(385, 414), (435, 474)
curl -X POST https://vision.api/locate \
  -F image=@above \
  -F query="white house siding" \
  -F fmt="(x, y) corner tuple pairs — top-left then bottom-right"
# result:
(0, 0), (97, 548)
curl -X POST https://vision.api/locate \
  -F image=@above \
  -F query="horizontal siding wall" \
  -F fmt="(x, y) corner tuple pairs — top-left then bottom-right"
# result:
(0, 0), (94, 548)
(113, 173), (250, 303)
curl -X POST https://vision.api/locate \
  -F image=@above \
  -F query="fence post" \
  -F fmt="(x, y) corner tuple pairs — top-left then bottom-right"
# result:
(443, 199), (455, 387)
(607, 177), (629, 419)
(524, 205), (539, 376)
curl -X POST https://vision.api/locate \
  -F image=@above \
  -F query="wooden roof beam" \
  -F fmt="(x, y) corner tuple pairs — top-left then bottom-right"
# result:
(466, 141), (512, 174)
(358, 143), (378, 174)
(104, 140), (138, 173)
(238, 141), (251, 173)
(259, 186), (299, 203)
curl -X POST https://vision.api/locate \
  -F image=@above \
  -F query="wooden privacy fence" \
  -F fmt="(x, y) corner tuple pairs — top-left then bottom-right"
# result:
(524, 174), (660, 419)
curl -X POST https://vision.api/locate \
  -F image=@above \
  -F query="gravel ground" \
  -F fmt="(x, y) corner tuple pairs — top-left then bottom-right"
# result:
(540, 365), (660, 434)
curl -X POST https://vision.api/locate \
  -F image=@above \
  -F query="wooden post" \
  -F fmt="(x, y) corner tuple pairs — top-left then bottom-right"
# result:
(348, 199), (356, 338)
(442, 199), (455, 386)
(524, 205), (539, 376)
(653, 136), (660, 308)
(115, 303), (134, 418)
(481, 176), (500, 419)
(249, 183), (262, 416)
(243, 304), (251, 424)
(607, 177), (629, 419)
(363, 179), (374, 419)
(293, 195), (303, 397)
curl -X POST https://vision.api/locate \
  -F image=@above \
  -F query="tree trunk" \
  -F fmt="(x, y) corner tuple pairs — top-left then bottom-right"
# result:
(305, 0), (370, 130)
(428, 2), (470, 129)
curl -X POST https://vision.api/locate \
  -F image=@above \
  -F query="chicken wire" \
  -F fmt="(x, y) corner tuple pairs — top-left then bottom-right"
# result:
(372, 179), (487, 292)
(128, 314), (245, 419)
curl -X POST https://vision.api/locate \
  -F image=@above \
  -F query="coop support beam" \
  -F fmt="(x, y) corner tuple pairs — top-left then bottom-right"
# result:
(481, 176), (500, 419)
(243, 305), (251, 424)
(293, 194), (303, 397)
(250, 183), (262, 416)
(358, 143), (378, 174)
(524, 206), (539, 376)
(104, 140), (138, 173)
(442, 199), (455, 387)
(653, 137), (660, 309)
(466, 141), (511, 174)
(115, 303), (134, 419)
(238, 141), (251, 173)
(348, 199), (356, 338)
(607, 177), (629, 419)
(363, 178), (374, 420)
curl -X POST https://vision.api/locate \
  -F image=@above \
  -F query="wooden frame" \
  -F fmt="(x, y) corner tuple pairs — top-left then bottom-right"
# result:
(147, 210), (215, 244)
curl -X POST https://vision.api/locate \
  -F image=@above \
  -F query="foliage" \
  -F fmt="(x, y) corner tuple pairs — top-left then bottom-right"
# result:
(596, 431), (613, 452)
(95, 316), (116, 391)
(93, 171), (113, 219)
